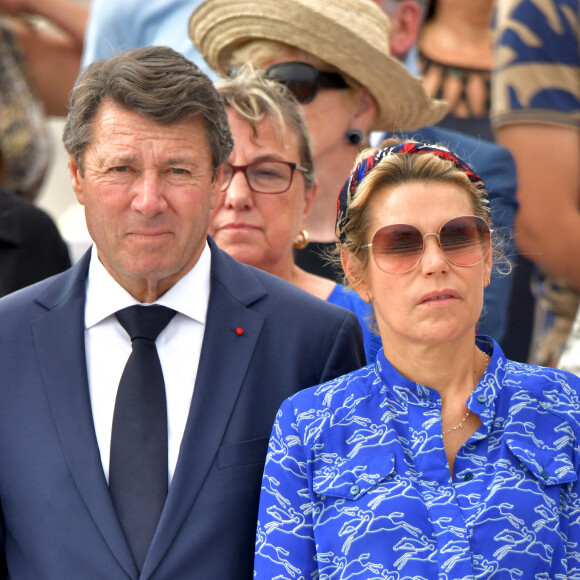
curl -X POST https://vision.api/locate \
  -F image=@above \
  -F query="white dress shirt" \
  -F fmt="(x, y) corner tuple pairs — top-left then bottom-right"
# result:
(84, 243), (211, 484)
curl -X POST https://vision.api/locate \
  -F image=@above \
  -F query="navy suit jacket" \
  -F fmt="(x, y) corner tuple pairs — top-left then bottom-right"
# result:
(380, 126), (518, 342)
(0, 238), (365, 579)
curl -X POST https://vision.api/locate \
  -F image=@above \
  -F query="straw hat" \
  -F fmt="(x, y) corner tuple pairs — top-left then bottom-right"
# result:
(189, 0), (448, 132)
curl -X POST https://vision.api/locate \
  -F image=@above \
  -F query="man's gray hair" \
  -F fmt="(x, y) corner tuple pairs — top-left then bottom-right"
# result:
(63, 46), (234, 176)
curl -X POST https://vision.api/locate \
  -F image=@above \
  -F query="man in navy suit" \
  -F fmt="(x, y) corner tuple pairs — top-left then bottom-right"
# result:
(0, 46), (365, 579)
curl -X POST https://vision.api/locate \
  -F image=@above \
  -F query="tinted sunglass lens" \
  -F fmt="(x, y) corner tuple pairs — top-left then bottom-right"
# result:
(439, 217), (490, 266)
(266, 63), (318, 104)
(284, 80), (316, 103)
(369, 217), (490, 274)
(372, 225), (424, 274)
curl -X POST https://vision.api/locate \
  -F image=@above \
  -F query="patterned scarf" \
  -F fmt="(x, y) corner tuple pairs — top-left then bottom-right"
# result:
(335, 141), (489, 244)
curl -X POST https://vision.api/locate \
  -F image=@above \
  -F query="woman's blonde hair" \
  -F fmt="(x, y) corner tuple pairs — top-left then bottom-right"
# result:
(216, 64), (315, 188)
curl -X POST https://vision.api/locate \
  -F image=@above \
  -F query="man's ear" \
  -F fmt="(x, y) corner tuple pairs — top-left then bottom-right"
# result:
(69, 154), (85, 205)
(384, 0), (422, 58)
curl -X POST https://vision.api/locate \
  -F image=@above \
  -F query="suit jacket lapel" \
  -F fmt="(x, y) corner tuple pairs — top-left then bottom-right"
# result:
(142, 240), (267, 578)
(32, 252), (138, 578)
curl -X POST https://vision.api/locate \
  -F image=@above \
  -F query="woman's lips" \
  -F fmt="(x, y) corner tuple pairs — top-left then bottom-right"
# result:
(221, 222), (259, 230)
(419, 290), (459, 304)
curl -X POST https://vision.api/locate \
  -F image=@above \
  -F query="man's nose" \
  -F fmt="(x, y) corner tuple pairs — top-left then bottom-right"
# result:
(131, 172), (168, 215)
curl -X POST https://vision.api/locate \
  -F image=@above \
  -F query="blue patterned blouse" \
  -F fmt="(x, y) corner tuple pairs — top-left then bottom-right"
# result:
(254, 336), (580, 579)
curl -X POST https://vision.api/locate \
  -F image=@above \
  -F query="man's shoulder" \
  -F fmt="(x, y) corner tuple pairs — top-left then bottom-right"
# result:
(209, 242), (366, 368)
(209, 240), (353, 319)
(0, 276), (64, 339)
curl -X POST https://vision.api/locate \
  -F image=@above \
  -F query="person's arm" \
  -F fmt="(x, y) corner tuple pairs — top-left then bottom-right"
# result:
(254, 398), (318, 578)
(0, 0), (87, 43)
(497, 123), (580, 288)
(81, 0), (136, 68)
(2, 0), (88, 116)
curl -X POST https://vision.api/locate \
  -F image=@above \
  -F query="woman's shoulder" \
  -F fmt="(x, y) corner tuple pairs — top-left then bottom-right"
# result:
(504, 358), (580, 396)
(272, 363), (386, 456)
(292, 362), (379, 403)
(283, 363), (381, 426)
(502, 357), (580, 428)
(496, 358), (580, 485)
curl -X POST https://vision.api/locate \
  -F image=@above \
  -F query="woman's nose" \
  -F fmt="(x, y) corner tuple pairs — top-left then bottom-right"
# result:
(420, 233), (449, 275)
(223, 170), (254, 210)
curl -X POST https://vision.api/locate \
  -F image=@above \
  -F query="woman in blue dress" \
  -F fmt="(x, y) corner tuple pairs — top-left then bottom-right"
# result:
(254, 140), (580, 579)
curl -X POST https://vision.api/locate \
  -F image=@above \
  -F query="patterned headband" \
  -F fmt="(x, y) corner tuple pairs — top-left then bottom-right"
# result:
(335, 141), (490, 244)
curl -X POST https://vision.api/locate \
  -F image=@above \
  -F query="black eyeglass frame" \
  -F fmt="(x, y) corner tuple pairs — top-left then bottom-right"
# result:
(262, 62), (350, 104)
(221, 160), (308, 194)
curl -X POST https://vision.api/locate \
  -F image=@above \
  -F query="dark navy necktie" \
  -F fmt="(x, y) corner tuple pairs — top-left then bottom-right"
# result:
(109, 304), (176, 571)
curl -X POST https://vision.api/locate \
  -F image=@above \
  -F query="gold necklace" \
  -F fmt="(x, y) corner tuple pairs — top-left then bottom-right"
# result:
(442, 409), (472, 435)
(442, 351), (490, 436)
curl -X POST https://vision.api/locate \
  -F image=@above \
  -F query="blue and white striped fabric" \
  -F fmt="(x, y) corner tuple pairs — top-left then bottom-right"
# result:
(254, 337), (580, 579)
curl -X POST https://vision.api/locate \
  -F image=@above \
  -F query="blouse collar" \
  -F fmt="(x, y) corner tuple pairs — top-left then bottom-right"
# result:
(374, 335), (506, 435)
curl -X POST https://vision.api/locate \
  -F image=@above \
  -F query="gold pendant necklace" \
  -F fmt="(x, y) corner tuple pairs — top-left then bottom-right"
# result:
(442, 350), (490, 436)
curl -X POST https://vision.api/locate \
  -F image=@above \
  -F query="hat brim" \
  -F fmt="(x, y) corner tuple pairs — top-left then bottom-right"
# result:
(189, 0), (448, 132)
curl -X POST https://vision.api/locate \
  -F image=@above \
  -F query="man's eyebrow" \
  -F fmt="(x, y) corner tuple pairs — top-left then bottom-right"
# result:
(166, 158), (197, 167)
(99, 156), (139, 167)
(98, 157), (199, 168)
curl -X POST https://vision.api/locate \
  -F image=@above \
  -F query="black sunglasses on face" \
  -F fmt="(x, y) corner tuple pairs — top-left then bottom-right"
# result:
(263, 62), (350, 104)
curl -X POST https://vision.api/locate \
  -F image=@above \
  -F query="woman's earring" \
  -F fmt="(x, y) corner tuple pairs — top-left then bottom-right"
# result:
(293, 229), (310, 249)
(344, 129), (364, 147)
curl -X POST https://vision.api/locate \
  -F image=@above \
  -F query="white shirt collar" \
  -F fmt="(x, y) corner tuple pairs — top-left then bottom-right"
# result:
(85, 241), (212, 329)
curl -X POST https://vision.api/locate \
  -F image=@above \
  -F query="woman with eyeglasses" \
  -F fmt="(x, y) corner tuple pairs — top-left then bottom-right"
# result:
(212, 66), (381, 360)
(253, 140), (580, 578)
(190, 0), (446, 281)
